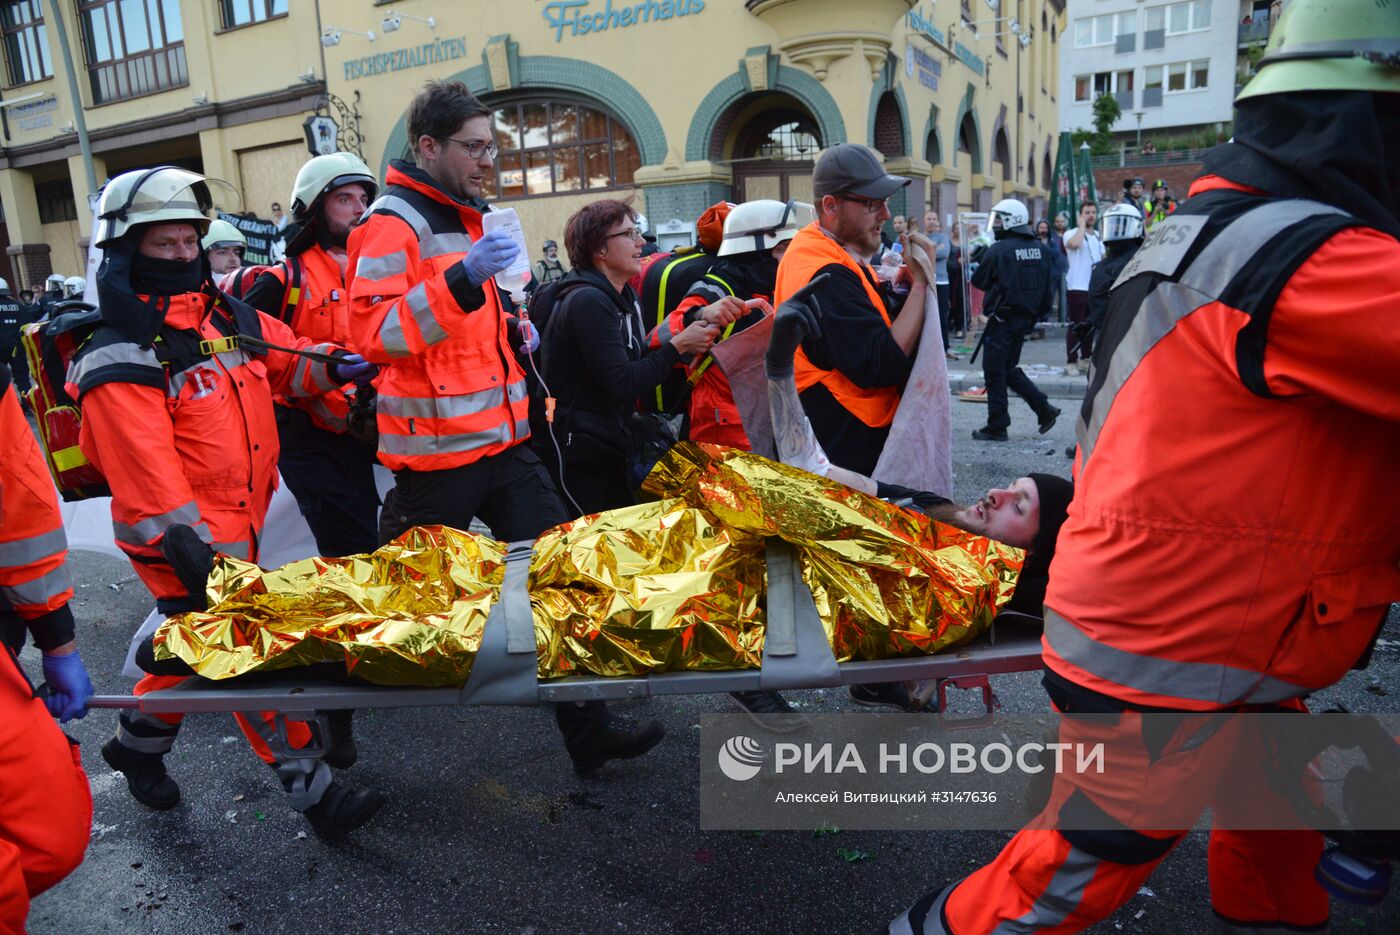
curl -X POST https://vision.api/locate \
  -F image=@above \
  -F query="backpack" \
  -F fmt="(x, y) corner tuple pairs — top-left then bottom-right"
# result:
(223, 255), (303, 324)
(21, 300), (249, 502)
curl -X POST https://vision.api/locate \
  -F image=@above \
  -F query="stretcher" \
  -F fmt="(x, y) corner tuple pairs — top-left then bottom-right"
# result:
(87, 542), (1046, 747)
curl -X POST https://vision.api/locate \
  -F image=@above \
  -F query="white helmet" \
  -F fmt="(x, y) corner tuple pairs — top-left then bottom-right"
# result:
(717, 199), (816, 257)
(1100, 203), (1144, 243)
(202, 218), (247, 252)
(96, 166), (225, 247)
(46, 273), (66, 291)
(989, 198), (1031, 238)
(63, 276), (85, 298)
(290, 151), (378, 223)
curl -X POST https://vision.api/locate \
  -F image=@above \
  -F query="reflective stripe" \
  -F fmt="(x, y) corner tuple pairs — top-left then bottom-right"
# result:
(1044, 608), (1308, 706)
(68, 342), (161, 386)
(421, 232), (474, 260)
(51, 445), (90, 472)
(355, 250), (408, 281)
(113, 502), (202, 547)
(988, 844), (1103, 934)
(116, 713), (178, 755)
(405, 281), (449, 346)
(167, 349), (250, 396)
(1, 564), (72, 606)
(238, 712), (333, 811)
(305, 396), (348, 433)
(889, 881), (956, 935)
(212, 540), (251, 560)
(0, 526), (67, 567)
(302, 343), (341, 394)
(367, 194), (432, 241)
(379, 308), (411, 358)
(378, 380), (526, 421)
(1077, 199), (1348, 464)
(378, 421), (514, 456)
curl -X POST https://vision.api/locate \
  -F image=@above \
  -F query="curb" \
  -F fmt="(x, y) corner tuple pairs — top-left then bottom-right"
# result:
(947, 369), (1088, 400)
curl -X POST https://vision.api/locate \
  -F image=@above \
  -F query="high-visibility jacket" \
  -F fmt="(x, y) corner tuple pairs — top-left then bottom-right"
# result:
(0, 367), (74, 649)
(647, 271), (769, 449)
(774, 222), (900, 428)
(1045, 176), (1400, 711)
(346, 161), (529, 471)
(71, 291), (344, 607)
(253, 246), (360, 434)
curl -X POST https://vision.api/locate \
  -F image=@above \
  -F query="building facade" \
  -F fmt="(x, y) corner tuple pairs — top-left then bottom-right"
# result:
(1057, 0), (1238, 140)
(0, 0), (1065, 290)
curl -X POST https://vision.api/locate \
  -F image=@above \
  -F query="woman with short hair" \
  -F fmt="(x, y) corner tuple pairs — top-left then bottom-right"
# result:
(532, 199), (717, 516)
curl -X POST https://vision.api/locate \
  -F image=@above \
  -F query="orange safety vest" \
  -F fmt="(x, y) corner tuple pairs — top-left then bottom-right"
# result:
(1044, 177), (1400, 711)
(773, 222), (900, 428)
(347, 162), (529, 472)
(263, 246), (358, 434)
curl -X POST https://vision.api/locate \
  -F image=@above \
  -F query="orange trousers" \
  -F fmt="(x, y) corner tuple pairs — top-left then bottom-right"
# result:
(0, 657), (91, 934)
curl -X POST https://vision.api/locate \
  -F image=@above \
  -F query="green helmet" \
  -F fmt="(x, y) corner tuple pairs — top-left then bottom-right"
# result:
(290, 151), (378, 222)
(201, 217), (247, 251)
(1235, 0), (1400, 102)
(96, 166), (218, 247)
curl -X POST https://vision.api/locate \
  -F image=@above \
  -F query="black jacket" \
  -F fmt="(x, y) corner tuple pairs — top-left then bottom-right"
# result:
(970, 231), (1053, 322)
(1086, 243), (1139, 333)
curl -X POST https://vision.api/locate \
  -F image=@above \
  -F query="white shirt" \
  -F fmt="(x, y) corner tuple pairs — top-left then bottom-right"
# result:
(1063, 229), (1103, 292)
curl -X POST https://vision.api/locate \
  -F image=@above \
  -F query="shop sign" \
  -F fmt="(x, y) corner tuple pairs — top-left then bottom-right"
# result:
(543, 0), (706, 43)
(904, 43), (941, 92)
(954, 41), (985, 76)
(13, 97), (56, 131)
(905, 6), (946, 47)
(343, 37), (468, 82)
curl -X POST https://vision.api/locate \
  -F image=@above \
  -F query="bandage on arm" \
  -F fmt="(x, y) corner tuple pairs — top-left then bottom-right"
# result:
(766, 373), (878, 496)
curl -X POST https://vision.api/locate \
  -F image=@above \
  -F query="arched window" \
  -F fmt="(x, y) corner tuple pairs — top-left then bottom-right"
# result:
(485, 98), (639, 199)
(1043, 150), (1053, 191)
(958, 112), (980, 172)
(873, 92), (906, 158)
(925, 129), (941, 167)
(993, 128), (1012, 181)
(1026, 144), (1036, 187)
(736, 108), (821, 161)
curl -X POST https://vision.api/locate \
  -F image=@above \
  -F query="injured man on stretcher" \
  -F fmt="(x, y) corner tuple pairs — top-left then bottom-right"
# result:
(134, 278), (1072, 693)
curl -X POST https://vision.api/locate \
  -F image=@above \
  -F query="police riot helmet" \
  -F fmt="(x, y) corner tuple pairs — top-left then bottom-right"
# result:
(96, 166), (231, 247)
(0, 277), (9, 293)
(45, 273), (66, 291)
(989, 198), (1031, 238)
(63, 276), (85, 298)
(1236, 0), (1400, 101)
(718, 199), (816, 257)
(1100, 203), (1144, 243)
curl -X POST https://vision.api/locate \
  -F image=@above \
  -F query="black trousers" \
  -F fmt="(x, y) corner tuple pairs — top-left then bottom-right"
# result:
(982, 315), (1054, 432)
(276, 407), (382, 558)
(378, 444), (610, 741)
(935, 283), (952, 350)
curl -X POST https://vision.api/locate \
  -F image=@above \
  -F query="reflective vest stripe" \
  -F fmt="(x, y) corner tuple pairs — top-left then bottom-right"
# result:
(378, 380), (527, 421)
(1080, 199), (1348, 464)
(211, 540), (251, 560)
(356, 251), (408, 282)
(112, 503), (207, 548)
(367, 194), (432, 241)
(422, 232), (475, 260)
(1, 564), (72, 609)
(0, 527), (66, 567)
(377, 418), (530, 456)
(985, 845), (1107, 934)
(1043, 608), (1308, 706)
(167, 349), (251, 395)
(68, 342), (161, 387)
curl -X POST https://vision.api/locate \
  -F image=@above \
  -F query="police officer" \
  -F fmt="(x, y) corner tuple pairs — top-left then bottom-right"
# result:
(531, 239), (567, 290)
(1075, 202), (1144, 360)
(36, 274), (65, 321)
(0, 278), (30, 398)
(969, 198), (1060, 441)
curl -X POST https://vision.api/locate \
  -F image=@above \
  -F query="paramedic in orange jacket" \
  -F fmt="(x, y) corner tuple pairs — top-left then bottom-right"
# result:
(890, 3), (1400, 931)
(243, 152), (383, 559)
(345, 79), (663, 775)
(772, 143), (928, 477)
(74, 166), (383, 837)
(647, 199), (811, 448)
(0, 364), (92, 930)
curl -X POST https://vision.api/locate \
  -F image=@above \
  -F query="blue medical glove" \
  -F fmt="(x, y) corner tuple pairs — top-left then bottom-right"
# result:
(461, 229), (520, 286)
(41, 647), (94, 723)
(514, 318), (539, 355)
(334, 352), (377, 385)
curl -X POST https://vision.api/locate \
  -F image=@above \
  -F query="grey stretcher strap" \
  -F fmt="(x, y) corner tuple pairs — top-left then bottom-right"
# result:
(458, 540), (539, 706)
(759, 539), (842, 690)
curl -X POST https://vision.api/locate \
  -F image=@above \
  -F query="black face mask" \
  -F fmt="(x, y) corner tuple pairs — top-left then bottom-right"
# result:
(130, 252), (203, 296)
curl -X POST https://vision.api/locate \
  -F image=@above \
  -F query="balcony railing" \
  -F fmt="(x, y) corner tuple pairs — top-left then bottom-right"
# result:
(1089, 147), (1213, 169)
(1238, 19), (1270, 44)
(89, 43), (187, 105)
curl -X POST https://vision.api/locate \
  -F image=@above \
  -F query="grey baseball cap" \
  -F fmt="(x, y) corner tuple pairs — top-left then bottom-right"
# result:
(812, 144), (912, 200)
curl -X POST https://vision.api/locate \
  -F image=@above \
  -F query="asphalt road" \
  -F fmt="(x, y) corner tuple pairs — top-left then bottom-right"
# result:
(28, 370), (1400, 934)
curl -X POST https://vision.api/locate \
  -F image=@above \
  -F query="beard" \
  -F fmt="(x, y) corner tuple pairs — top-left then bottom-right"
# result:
(832, 212), (882, 259)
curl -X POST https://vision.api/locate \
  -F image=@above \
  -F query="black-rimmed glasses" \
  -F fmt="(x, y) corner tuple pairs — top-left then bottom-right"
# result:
(443, 137), (499, 160)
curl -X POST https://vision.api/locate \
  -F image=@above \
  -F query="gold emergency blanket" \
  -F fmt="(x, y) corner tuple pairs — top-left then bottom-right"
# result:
(155, 444), (1023, 684)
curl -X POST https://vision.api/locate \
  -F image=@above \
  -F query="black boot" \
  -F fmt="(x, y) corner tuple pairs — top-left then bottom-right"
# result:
(102, 737), (180, 810)
(323, 710), (357, 770)
(556, 701), (665, 776)
(302, 782), (385, 839)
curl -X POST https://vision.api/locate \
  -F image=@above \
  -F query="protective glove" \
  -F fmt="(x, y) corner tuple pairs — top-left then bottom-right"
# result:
(161, 523), (217, 611)
(510, 317), (540, 355)
(41, 648), (94, 723)
(333, 352), (377, 385)
(969, 241), (989, 264)
(460, 229), (520, 286)
(765, 273), (829, 380)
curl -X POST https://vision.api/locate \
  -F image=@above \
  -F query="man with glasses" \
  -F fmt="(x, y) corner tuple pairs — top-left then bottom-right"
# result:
(346, 79), (665, 776)
(772, 143), (930, 478)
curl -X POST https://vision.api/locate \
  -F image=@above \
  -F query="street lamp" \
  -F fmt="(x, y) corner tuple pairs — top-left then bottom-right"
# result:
(1134, 111), (1144, 150)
